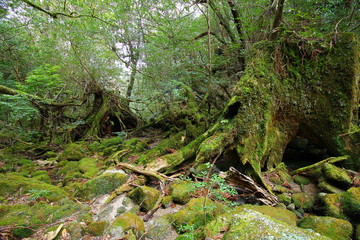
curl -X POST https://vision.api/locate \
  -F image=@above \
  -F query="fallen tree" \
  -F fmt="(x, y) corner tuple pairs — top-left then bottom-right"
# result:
(144, 33), (360, 184)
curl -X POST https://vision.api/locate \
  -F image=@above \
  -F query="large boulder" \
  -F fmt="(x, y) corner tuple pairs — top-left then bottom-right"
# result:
(203, 208), (330, 240)
(298, 216), (353, 240)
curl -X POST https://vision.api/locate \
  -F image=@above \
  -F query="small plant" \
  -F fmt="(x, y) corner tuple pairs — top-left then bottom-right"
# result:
(28, 189), (50, 201)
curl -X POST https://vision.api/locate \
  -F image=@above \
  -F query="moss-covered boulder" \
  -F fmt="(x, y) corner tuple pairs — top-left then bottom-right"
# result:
(59, 143), (86, 161)
(0, 172), (67, 201)
(127, 186), (160, 212)
(78, 157), (100, 178)
(203, 208), (330, 240)
(170, 180), (196, 205)
(108, 213), (145, 239)
(86, 221), (108, 236)
(298, 216), (353, 240)
(235, 204), (298, 226)
(322, 193), (347, 220)
(292, 192), (315, 211)
(0, 201), (85, 239)
(169, 197), (218, 232)
(322, 163), (352, 189)
(342, 187), (360, 221)
(77, 172), (129, 200)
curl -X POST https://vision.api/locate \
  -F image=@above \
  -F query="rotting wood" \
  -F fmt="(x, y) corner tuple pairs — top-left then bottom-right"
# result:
(225, 167), (279, 206)
(289, 155), (349, 175)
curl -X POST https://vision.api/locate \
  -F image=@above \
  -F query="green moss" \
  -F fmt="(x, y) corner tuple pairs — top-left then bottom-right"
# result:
(298, 216), (353, 240)
(203, 208), (330, 240)
(33, 173), (52, 184)
(137, 132), (185, 165)
(278, 170), (294, 183)
(127, 186), (160, 211)
(322, 193), (347, 219)
(0, 172), (67, 201)
(123, 138), (148, 152)
(235, 204), (298, 226)
(86, 221), (108, 236)
(356, 224), (360, 240)
(322, 163), (352, 188)
(78, 157), (99, 178)
(0, 202), (85, 238)
(277, 193), (292, 206)
(66, 221), (84, 239)
(342, 187), (360, 221)
(318, 178), (344, 194)
(108, 213), (145, 239)
(292, 193), (315, 211)
(170, 197), (218, 232)
(162, 196), (173, 207)
(170, 180), (196, 205)
(43, 151), (58, 158)
(293, 175), (311, 185)
(272, 184), (289, 193)
(76, 172), (129, 200)
(59, 143), (86, 161)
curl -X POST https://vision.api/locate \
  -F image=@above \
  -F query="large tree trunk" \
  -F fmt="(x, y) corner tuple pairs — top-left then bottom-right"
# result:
(145, 33), (360, 183)
(84, 91), (139, 138)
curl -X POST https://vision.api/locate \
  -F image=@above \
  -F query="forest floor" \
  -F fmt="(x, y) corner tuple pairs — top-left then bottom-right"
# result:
(0, 130), (359, 240)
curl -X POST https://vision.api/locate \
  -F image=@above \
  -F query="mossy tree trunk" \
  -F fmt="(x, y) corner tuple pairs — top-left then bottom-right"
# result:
(147, 33), (360, 182)
(83, 91), (139, 138)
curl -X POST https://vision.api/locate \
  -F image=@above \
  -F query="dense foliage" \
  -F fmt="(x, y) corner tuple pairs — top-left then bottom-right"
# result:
(0, 0), (359, 142)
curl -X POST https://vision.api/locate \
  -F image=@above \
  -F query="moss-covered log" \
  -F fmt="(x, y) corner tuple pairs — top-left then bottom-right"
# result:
(147, 33), (360, 182)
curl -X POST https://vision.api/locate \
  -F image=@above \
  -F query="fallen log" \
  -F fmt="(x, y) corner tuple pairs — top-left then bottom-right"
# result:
(289, 155), (349, 175)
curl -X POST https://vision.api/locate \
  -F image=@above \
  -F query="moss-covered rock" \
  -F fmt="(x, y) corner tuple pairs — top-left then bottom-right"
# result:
(78, 157), (99, 178)
(293, 175), (311, 185)
(298, 215), (353, 240)
(235, 204), (298, 226)
(272, 184), (289, 193)
(0, 202), (85, 239)
(146, 215), (179, 240)
(356, 224), (360, 240)
(59, 143), (86, 161)
(322, 163), (352, 189)
(203, 208), (330, 240)
(277, 193), (292, 205)
(170, 180), (196, 205)
(0, 172), (67, 201)
(66, 221), (85, 239)
(318, 178), (344, 194)
(127, 186), (160, 212)
(123, 138), (148, 152)
(278, 170), (294, 183)
(169, 197), (218, 232)
(86, 221), (108, 236)
(292, 192), (315, 211)
(108, 213), (145, 239)
(322, 193), (347, 219)
(342, 187), (360, 221)
(77, 172), (129, 200)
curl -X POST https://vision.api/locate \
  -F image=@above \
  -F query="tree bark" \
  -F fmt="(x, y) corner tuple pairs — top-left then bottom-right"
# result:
(145, 33), (360, 184)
